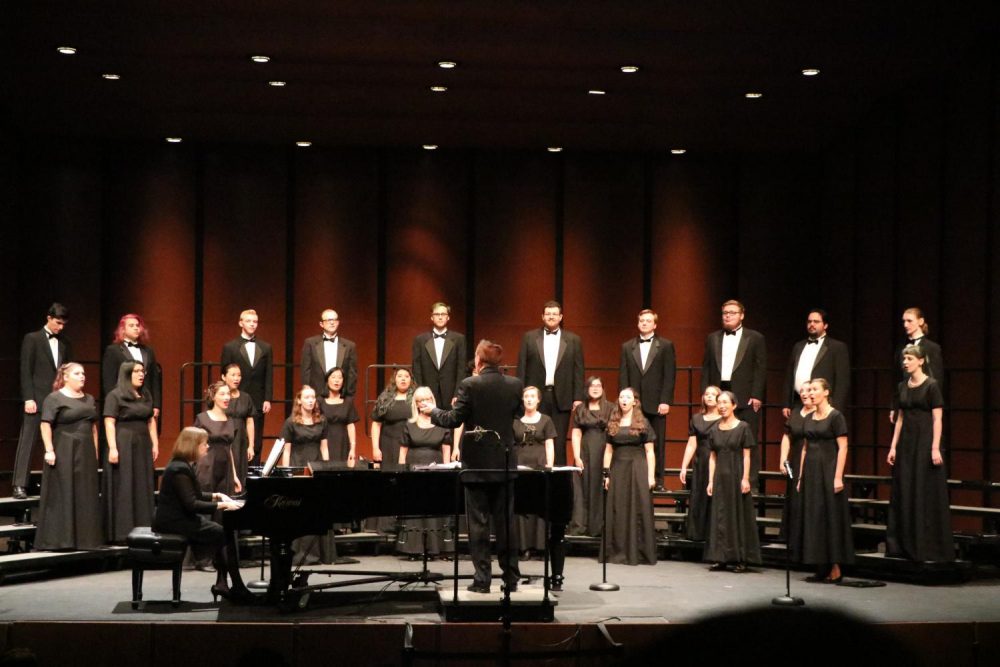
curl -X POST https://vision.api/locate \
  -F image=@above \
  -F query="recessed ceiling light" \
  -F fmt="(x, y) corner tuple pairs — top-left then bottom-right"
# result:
(422, 144), (438, 150)
(268, 80), (286, 87)
(102, 73), (121, 80)
(801, 68), (820, 76)
(430, 85), (448, 92)
(165, 137), (183, 144)
(671, 149), (687, 155)
(437, 61), (457, 69)
(57, 46), (77, 55)
(296, 141), (312, 147)
(620, 65), (639, 73)
(588, 89), (606, 95)
(745, 92), (763, 99)
(547, 147), (563, 153)
(251, 55), (271, 63)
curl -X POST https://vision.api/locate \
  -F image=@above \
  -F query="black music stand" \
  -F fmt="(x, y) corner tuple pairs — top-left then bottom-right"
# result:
(773, 460), (804, 606)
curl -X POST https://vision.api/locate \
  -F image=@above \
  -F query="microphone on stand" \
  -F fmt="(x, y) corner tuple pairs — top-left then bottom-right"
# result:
(773, 458), (804, 606)
(783, 460), (794, 480)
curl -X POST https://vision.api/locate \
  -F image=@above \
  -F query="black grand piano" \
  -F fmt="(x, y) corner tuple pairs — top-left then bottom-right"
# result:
(223, 468), (574, 608)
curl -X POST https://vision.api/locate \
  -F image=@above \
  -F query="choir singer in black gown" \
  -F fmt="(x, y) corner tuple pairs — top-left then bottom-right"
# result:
(154, 427), (240, 601)
(679, 386), (721, 542)
(36, 363), (103, 550)
(320, 367), (358, 466)
(194, 382), (241, 498)
(512, 386), (556, 556)
(221, 363), (256, 487)
(103, 361), (158, 543)
(569, 376), (613, 536)
(886, 345), (953, 562)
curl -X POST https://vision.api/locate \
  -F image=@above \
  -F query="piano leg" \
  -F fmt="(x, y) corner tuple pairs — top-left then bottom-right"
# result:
(268, 538), (295, 604)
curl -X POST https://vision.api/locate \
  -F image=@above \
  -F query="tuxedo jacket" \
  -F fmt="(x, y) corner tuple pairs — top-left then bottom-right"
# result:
(220, 337), (274, 406)
(301, 335), (358, 398)
(782, 336), (851, 410)
(895, 337), (945, 391)
(20, 329), (73, 403)
(619, 335), (676, 415)
(102, 342), (162, 410)
(700, 328), (767, 405)
(516, 328), (585, 411)
(411, 330), (467, 406)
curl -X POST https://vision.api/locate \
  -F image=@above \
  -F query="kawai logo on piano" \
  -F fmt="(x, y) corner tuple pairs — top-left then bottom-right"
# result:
(263, 494), (304, 509)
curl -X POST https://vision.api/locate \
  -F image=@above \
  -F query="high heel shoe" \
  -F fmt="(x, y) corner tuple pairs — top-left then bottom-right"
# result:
(211, 584), (231, 602)
(824, 575), (843, 584)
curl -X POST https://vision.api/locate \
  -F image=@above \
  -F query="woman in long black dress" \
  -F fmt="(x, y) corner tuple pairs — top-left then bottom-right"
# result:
(280, 385), (329, 468)
(704, 391), (760, 571)
(321, 367), (358, 466)
(221, 363), (256, 487)
(794, 378), (854, 582)
(887, 345), (953, 562)
(153, 427), (240, 600)
(194, 381), (240, 498)
(570, 376), (613, 536)
(679, 385), (721, 541)
(779, 383), (814, 540)
(36, 363), (104, 550)
(396, 387), (453, 558)
(371, 367), (415, 472)
(103, 360), (158, 543)
(513, 386), (556, 555)
(602, 387), (656, 565)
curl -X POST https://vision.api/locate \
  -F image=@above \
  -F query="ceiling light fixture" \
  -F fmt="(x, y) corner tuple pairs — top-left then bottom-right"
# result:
(671, 149), (687, 155)
(620, 65), (639, 73)
(430, 85), (448, 92)
(268, 80), (287, 87)
(296, 141), (312, 147)
(588, 89), (606, 95)
(437, 61), (457, 69)
(102, 73), (121, 80)
(801, 68), (820, 76)
(745, 92), (763, 99)
(165, 137), (183, 143)
(547, 147), (563, 153)
(422, 144), (438, 150)
(57, 46), (77, 55)
(251, 55), (271, 63)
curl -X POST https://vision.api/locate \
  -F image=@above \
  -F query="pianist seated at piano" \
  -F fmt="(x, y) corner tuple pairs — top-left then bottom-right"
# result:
(153, 427), (240, 601)
(396, 386), (453, 559)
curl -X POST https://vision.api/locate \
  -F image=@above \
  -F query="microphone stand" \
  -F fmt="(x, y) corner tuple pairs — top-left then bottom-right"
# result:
(773, 460), (804, 606)
(590, 472), (619, 592)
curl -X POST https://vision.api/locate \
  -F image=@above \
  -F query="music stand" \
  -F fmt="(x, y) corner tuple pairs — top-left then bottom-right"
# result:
(247, 439), (287, 590)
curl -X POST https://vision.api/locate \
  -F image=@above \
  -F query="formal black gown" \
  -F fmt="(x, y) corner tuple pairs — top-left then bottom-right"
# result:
(321, 398), (359, 463)
(103, 388), (156, 543)
(512, 415), (557, 552)
(887, 379), (953, 562)
(704, 421), (761, 564)
(225, 391), (256, 487)
(279, 417), (336, 563)
(396, 422), (453, 555)
(193, 412), (237, 497)
(571, 402), (612, 536)
(373, 398), (410, 472)
(605, 425), (657, 565)
(792, 410), (854, 566)
(685, 414), (720, 541)
(36, 392), (104, 550)
(781, 408), (811, 540)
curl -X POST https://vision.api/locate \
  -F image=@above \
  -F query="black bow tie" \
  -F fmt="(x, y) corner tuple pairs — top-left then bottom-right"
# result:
(907, 338), (920, 345)
(323, 336), (337, 343)
(46, 332), (59, 340)
(639, 338), (652, 344)
(125, 341), (140, 348)
(433, 332), (447, 339)
(243, 337), (256, 343)
(806, 338), (819, 345)
(545, 329), (559, 336)
(724, 330), (737, 336)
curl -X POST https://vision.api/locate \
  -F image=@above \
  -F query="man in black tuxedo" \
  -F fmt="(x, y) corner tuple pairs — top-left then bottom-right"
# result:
(301, 309), (358, 398)
(890, 307), (945, 423)
(102, 313), (161, 417)
(701, 299), (767, 484)
(516, 300), (584, 467)
(12, 303), (72, 499)
(619, 309), (676, 491)
(220, 309), (273, 465)
(411, 302), (467, 407)
(782, 309), (851, 417)
(423, 339), (524, 594)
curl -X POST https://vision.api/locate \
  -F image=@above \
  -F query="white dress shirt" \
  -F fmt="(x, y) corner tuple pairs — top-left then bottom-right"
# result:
(323, 336), (339, 373)
(543, 329), (561, 386)
(794, 335), (825, 393)
(639, 336), (654, 371)
(720, 327), (742, 382)
(242, 335), (256, 366)
(125, 340), (143, 362)
(44, 327), (59, 367)
(432, 329), (447, 368)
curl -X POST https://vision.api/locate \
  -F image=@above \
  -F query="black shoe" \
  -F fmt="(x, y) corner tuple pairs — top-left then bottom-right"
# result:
(12, 486), (27, 500)
(466, 583), (490, 594)
(805, 575), (827, 583)
(503, 582), (518, 594)
(732, 563), (748, 573)
(653, 484), (667, 493)
(825, 575), (844, 584)
(211, 583), (230, 602)
(709, 563), (728, 572)
(549, 575), (564, 592)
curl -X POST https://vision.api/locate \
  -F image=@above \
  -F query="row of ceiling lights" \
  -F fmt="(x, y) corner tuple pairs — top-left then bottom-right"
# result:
(55, 46), (820, 153)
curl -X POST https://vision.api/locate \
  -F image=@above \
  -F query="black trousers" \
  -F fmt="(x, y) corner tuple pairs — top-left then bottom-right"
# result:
(13, 411), (41, 489)
(643, 410), (667, 484)
(465, 482), (520, 588)
(540, 387), (570, 467)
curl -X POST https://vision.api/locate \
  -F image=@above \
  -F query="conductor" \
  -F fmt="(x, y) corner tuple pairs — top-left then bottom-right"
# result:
(420, 339), (524, 594)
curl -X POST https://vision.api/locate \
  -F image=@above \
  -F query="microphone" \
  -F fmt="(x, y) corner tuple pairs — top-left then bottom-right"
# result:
(782, 459), (794, 480)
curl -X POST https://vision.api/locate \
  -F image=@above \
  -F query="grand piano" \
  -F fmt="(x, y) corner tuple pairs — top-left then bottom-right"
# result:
(223, 468), (574, 608)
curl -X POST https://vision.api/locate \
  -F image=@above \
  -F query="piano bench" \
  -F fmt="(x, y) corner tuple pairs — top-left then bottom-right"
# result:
(126, 527), (189, 610)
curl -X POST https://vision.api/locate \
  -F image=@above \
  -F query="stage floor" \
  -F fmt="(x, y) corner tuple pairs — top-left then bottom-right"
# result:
(2, 555), (998, 625)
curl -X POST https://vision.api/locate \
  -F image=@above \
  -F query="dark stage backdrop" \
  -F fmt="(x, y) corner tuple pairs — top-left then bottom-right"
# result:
(1, 55), (998, 518)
